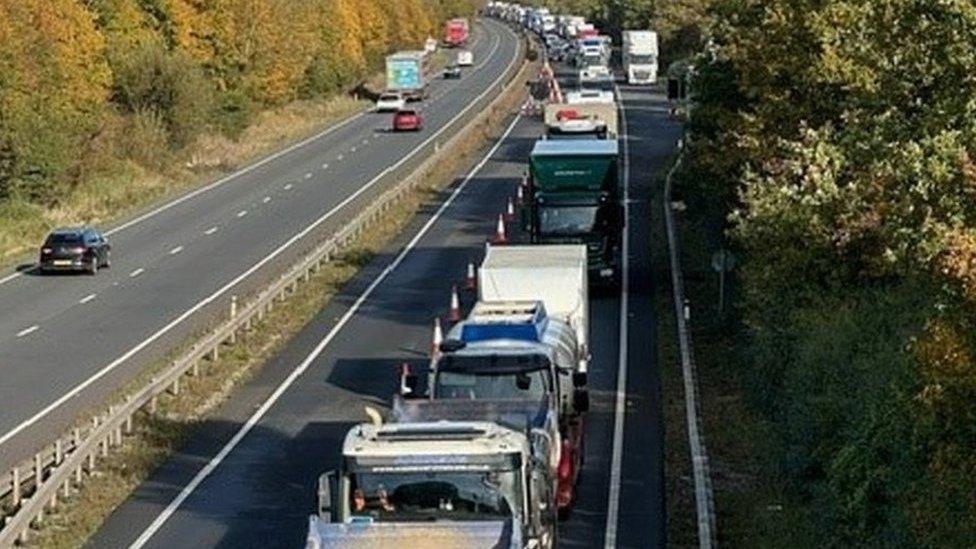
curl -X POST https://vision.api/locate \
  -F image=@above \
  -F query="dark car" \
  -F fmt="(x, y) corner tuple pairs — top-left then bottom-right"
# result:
(393, 109), (423, 132)
(443, 64), (462, 79)
(39, 227), (111, 275)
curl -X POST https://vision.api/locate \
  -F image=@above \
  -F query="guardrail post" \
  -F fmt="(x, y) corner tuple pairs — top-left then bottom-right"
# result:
(170, 376), (180, 396)
(11, 466), (20, 507)
(34, 453), (42, 491)
(73, 428), (82, 484)
(191, 359), (200, 377)
(229, 295), (239, 344)
(54, 439), (63, 465)
(89, 417), (100, 466)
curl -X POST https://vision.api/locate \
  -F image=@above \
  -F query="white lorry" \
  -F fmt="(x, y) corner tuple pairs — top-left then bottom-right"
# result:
(478, 245), (589, 374)
(622, 30), (659, 85)
(309, 418), (559, 548)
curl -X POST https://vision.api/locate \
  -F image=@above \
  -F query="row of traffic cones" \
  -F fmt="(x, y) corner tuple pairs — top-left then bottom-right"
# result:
(429, 185), (525, 358)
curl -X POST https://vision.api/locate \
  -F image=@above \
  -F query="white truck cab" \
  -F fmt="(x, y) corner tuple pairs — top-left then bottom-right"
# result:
(310, 420), (558, 548)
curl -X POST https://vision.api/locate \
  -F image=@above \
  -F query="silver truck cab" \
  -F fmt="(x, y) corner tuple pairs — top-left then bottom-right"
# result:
(310, 420), (557, 548)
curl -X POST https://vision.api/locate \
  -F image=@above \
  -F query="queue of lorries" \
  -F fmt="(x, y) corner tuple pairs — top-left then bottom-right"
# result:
(306, 6), (658, 548)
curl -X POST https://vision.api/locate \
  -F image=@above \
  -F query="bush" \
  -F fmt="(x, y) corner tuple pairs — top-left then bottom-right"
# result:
(110, 41), (212, 148)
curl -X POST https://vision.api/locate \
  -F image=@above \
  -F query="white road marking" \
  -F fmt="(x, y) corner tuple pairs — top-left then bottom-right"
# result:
(361, 139), (369, 145)
(129, 268), (145, 278)
(79, 294), (97, 304)
(262, 196), (271, 203)
(204, 227), (218, 235)
(128, 111), (522, 549)
(321, 163), (329, 170)
(0, 21), (512, 455)
(169, 246), (184, 255)
(605, 85), (632, 548)
(304, 173), (312, 179)
(350, 146), (357, 152)
(284, 183), (293, 191)
(236, 210), (248, 218)
(16, 325), (39, 338)
(336, 154), (344, 161)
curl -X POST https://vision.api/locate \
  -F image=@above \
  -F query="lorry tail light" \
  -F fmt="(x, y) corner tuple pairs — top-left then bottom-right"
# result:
(558, 440), (573, 480)
(41, 247), (52, 254)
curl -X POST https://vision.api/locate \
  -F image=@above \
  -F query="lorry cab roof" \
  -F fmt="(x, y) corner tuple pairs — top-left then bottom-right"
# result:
(344, 421), (525, 460)
(531, 139), (619, 157)
(443, 300), (578, 371)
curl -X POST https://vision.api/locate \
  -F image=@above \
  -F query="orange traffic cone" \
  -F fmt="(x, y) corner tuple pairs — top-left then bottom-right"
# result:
(431, 317), (443, 357)
(491, 214), (507, 245)
(448, 285), (462, 322)
(504, 196), (516, 222)
(464, 261), (477, 291)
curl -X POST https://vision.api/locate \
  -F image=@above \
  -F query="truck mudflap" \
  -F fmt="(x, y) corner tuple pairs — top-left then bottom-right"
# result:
(556, 418), (585, 514)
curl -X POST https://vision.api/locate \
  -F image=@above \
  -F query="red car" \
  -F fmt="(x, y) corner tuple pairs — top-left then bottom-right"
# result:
(393, 109), (423, 132)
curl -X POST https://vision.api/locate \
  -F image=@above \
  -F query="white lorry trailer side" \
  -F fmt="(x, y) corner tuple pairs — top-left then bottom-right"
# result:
(478, 245), (589, 373)
(622, 30), (659, 85)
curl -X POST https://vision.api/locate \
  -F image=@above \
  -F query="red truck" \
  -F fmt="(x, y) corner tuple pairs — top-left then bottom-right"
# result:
(443, 18), (470, 47)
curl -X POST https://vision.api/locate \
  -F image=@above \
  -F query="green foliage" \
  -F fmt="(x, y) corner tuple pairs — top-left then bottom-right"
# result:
(0, 0), (476, 206)
(111, 41), (212, 147)
(681, 0), (976, 544)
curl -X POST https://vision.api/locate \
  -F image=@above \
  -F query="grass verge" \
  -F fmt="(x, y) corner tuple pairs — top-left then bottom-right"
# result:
(660, 171), (818, 546)
(23, 58), (532, 549)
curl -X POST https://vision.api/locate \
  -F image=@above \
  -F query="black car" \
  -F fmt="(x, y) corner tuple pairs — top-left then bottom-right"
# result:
(39, 227), (111, 275)
(443, 64), (462, 79)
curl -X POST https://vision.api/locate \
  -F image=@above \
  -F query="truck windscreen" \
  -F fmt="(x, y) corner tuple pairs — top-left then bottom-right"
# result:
(538, 205), (599, 235)
(348, 468), (520, 522)
(435, 354), (553, 400)
(628, 54), (656, 64)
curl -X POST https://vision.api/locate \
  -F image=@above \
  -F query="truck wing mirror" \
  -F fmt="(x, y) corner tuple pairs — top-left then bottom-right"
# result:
(573, 389), (590, 413)
(318, 470), (338, 521)
(572, 371), (587, 388)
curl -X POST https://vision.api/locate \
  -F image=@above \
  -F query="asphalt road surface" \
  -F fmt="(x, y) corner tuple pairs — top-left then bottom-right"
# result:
(0, 19), (521, 472)
(88, 73), (682, 547)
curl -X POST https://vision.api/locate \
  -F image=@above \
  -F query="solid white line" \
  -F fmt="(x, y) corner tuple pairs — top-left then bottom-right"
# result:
(262, 196), (271, 204)
(129, 268), (145, 278)
(128, 110), (522, 549)
(204, 227), (218, 235)
(0, 22), (515, 451)
(169, 246), (183, 255)
(605, 85), (631, 548)
(16, 325), (39, 338)
(79, 294), (97, 304)
(236, 210), (248, 218)
(0, 269), (29, 285)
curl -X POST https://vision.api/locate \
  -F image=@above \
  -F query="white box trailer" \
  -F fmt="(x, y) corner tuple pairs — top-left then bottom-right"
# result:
(623, 30), (659, 84)
(479, 245), (589, 372)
